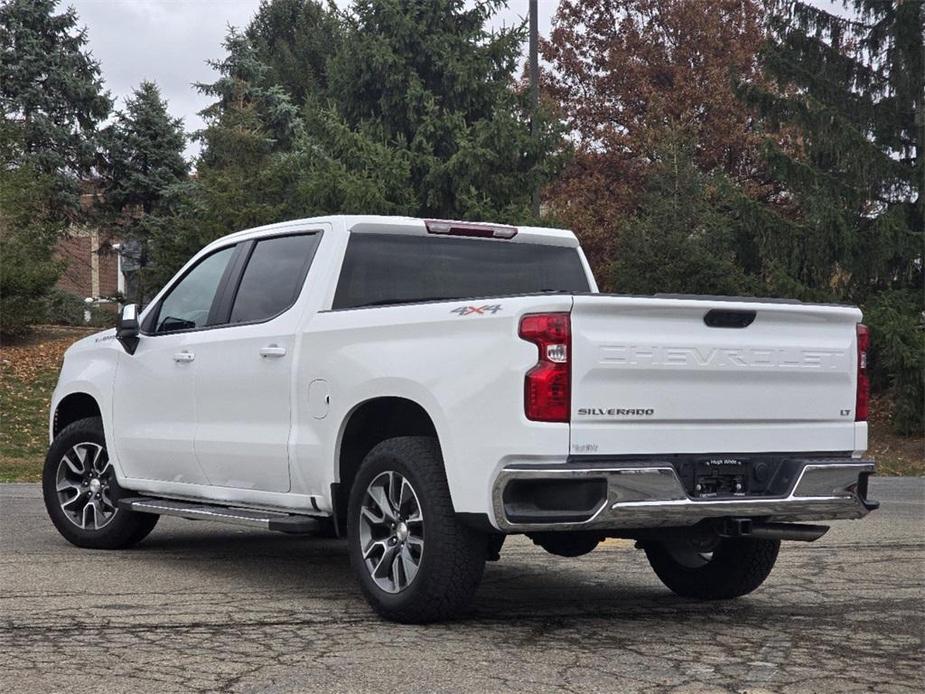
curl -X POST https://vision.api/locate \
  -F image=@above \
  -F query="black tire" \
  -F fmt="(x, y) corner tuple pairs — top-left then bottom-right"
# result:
(43, 417), (158, 549)
(644, 536), (780, 600)
(347, 436), (486, 623)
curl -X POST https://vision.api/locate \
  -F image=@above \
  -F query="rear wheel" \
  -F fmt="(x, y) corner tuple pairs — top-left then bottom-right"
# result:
(43, 417), (158, 549)
(347, 436), (486, 623)
(644, 535), (780, 599)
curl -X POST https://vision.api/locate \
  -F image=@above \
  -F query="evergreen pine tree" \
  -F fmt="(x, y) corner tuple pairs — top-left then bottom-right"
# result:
(741, 0), (923, 432)
(197, 28), (303, 169)
(0, 0), (109, 334)
(100, 81), (189, 304)
(0, 122), (63, 336)
(742, 0), (922, 300)
(245, 0), (341, 104)
(326, 0), (562, 220)
(102, 81), (188, 218)
(0, 0), (110, 210)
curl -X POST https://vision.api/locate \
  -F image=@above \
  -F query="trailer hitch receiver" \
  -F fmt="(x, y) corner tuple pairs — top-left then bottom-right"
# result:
(720, 518), (829, 542)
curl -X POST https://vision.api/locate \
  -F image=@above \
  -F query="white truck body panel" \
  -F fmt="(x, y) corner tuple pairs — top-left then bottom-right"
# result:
(294, 294), (573, 515)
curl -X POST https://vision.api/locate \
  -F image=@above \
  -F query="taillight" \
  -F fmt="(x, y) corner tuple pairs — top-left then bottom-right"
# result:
(519, 313), (571, 422)
(856, 323), (869, 421)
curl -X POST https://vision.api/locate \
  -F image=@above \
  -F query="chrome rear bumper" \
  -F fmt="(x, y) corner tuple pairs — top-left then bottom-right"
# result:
(491, 459), (876, 532)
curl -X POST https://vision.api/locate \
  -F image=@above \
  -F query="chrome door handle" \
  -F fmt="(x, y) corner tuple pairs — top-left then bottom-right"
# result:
(173, 351), (195, 363)
(259, 345), (287, 358)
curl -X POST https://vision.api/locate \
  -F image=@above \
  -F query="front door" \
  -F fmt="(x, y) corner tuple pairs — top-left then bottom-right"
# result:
(112, 244), (238, 484)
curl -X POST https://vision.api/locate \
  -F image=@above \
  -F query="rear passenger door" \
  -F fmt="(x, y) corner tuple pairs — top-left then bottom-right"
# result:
(191, 231), (322, 493)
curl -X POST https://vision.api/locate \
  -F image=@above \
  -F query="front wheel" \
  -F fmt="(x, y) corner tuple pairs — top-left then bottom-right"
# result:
(43, 417), (158, 549)
(347, 436), (486, 623)
(644, 536), (780, 600)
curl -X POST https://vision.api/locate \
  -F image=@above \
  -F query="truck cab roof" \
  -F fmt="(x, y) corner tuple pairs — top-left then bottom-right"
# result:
(204, 215), (580, 254)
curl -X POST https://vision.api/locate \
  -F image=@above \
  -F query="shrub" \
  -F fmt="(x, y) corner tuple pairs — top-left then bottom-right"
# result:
(43, 288), (117, 329)
(42, 288), (87, 326)
(0, 149), (63, 339)
(0, 231), (62, 339)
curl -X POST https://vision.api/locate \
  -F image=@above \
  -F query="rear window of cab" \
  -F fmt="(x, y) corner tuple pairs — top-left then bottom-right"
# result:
(332, 233), (590, 309)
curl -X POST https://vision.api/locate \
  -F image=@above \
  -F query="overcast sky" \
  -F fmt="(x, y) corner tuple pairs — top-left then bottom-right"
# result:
(68, 0), (841, 160)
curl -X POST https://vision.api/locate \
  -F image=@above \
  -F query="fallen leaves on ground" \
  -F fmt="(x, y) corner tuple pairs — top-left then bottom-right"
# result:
(1, 325), (97, 465)
(1, 325), (96, 381)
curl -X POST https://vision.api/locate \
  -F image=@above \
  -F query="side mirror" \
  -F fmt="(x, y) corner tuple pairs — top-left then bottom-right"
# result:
(117, 303), (140, 355)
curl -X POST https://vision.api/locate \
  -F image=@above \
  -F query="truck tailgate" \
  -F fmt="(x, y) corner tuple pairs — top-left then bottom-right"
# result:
(569, 295), (863, 456)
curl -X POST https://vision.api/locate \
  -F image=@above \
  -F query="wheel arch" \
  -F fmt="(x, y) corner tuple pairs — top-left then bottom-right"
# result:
(52, 391), (102, 438)
(333, 396), (441, 535)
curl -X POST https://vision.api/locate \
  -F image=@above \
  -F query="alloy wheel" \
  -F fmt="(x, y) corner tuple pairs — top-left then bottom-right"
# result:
(55, 442), (118, 530)
(358, 471), (424, 593)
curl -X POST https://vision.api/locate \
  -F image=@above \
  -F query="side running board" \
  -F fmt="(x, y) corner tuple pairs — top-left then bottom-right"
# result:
(118, 497), (321, 534)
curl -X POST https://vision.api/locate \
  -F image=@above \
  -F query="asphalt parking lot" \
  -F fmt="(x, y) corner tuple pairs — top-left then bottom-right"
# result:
(1, 478), (922, 693)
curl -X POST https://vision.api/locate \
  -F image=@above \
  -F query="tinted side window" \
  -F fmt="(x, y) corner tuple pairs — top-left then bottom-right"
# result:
(230, 234), (320, 324)
(155, 246), (236, 333)
(332, 234), (591, 309)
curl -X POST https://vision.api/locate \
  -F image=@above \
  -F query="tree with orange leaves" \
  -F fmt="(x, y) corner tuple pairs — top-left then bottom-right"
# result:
(541, 0), (766, 284)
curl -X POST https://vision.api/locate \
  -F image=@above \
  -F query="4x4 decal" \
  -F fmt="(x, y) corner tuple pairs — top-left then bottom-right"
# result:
(451, 304), (502, 316)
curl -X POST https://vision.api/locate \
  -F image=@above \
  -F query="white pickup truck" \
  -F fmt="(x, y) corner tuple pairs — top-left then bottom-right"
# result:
(44, 215), (877, 622)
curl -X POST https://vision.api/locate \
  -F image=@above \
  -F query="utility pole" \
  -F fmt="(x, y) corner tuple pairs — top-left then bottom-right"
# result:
(529, 0), (540, 218)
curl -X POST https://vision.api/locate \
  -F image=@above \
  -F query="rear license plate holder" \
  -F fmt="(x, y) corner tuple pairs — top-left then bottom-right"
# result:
(692, 457), (749, 498)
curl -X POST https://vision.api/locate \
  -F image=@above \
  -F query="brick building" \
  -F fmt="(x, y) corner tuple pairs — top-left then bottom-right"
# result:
(54, 227), (122, 300)
(53, 189), (124, 310)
